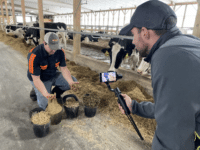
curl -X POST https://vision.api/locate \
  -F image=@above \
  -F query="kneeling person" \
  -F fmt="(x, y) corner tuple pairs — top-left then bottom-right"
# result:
(27, 32), (79, 110)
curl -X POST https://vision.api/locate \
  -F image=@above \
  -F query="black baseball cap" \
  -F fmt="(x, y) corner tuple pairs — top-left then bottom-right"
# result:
(120, 0), (177, 35)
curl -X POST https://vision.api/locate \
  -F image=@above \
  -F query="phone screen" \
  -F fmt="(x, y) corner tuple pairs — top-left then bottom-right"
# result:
(100, 72), (117, 82)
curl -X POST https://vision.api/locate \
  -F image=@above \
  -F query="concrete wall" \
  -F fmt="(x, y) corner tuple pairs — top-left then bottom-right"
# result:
(65, 50), (153, 96)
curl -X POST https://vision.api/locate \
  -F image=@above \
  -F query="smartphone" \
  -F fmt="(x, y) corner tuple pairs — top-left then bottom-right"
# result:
(99, 72), (117, 83)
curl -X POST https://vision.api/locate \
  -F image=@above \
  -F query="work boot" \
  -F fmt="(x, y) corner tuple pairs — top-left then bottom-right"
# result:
(30, 87), (37, 101)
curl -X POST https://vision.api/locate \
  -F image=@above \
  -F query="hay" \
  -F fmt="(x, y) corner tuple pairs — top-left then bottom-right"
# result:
(46, 98), (62, 115)
(31, 111), (50, 125)
(0, 31), (156, 144)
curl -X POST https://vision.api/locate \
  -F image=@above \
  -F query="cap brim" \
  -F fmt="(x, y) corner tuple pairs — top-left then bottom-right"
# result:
(119, 24), (134, 35)
(49, 43), (59, 51)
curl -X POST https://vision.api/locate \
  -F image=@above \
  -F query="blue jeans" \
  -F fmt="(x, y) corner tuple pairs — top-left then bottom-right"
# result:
(30, 72), (77, 110)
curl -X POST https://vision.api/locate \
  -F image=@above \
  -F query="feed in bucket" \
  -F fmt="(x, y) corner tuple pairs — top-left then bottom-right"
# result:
(45, 98), (63, 125)
(30, 109), (51, 138)
(63, 94), (79, 119)
(83, 92), (100, 117)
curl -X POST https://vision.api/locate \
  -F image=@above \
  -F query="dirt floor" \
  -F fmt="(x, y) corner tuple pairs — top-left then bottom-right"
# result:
(0, 30), (156, 146)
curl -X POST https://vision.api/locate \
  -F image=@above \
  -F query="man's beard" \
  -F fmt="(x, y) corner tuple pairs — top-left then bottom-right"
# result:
(139, 46), (149, 57)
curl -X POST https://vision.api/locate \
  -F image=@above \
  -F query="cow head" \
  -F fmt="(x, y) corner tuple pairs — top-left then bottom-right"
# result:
(137, 58), (151, 76)
(102, 40), (135, 72)
(5, 25), (11, 34)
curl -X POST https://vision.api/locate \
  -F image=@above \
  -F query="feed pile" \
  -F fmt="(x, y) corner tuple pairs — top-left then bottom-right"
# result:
(0, 31), (156, 144)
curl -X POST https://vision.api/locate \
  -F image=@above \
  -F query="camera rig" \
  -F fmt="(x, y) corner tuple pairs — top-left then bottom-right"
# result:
(104, 73), (144, 140)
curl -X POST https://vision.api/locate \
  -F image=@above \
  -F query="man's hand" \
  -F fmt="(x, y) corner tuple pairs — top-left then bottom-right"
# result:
(69, 81), (80, 91)
(118, 94), (133, 114)
(44, 93), (56, 102)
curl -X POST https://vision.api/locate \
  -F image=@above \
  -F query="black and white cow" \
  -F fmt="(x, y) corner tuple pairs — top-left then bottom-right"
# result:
(84, 31), (105, 43)
(137, 57), (151, 76)
(101, 29), (137, 72)
(24, 22), (67, 48)
(5, 23), (25, 38)
(5, 23), (23, 34)
(24, 22), (38, 45)
(67, 31), (86, 42)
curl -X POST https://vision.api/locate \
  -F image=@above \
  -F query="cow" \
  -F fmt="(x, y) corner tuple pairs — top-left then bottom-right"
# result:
(137, 57), (151, 76)
(67, 31), (86, 42)
(101, 27), (136, 72)
(5, 23), (27, 38)
(84, 31), (105, 43)
(5, 23), (23, 34)
(24, 22), (67, 49)
(56, 26), (68, 49)
(24, 22), (38, 45)
(122, 49), (140, 71)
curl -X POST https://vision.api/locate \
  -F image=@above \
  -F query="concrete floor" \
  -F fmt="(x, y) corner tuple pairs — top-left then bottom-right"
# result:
(0, 42), (151, 150)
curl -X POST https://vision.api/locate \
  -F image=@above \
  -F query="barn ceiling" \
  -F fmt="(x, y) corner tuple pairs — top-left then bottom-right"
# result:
(2, 0), (198, 16)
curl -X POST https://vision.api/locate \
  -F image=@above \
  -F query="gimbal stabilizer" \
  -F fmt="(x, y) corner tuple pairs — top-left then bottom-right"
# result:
(105, 74), (144, 140)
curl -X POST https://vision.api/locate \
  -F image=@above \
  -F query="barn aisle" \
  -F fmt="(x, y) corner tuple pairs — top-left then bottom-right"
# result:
(0, 42), (151, 150)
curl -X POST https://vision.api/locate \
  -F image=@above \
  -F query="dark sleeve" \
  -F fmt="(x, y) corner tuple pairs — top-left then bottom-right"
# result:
(59, 49), (66, 67)
(150, 48), (199, 150)
(28, 53), (41, 76)
(131, 100), (155, 119)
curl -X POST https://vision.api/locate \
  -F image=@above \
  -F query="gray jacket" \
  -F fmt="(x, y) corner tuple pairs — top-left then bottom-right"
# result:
(132, 34), (200, 150)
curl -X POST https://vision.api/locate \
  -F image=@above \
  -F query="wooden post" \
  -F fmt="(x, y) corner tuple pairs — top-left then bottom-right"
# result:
(173, 4), (176, 11)
(99, 11), (101, 31)
(94, 12), (97, 32)
(1, 1), (4, 27)
(102, 11), (106, 32)
(193, 2), (200, 38)
(107, 10), (109, 33)
(21, 0), (26, 26)
(117, 10), (120, 33)
(5, 0), (9, 24)
(38, 0), (44, 44)
(84, 13), (86, 25)
(86, 13), (89, 26)
(73, 0), (81, 60)
(11, 0), (16, 24)
(122, 9), (128, 25)
(91, 12), (93, 33)
(182, 5), (187, 28)
(111, 10), (117, 34)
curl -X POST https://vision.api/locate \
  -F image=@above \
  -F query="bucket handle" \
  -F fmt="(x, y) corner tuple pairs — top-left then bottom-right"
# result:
(63, 94), (79, 102)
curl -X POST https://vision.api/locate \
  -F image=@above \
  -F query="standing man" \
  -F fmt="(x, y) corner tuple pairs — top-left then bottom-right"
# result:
(27, 32), (79, 110)
(118, 1), (200, 149)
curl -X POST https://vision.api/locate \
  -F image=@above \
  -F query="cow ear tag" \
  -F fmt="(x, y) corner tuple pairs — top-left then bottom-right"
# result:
(105, 51), (109, 56)
(125, 53), (129, 59)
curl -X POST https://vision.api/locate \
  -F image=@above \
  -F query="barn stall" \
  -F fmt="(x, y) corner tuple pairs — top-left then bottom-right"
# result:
(0, 0), (200, 150)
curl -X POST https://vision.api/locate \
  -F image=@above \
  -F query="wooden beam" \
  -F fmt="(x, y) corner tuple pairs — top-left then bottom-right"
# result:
(43, 0), (91, 11)
(5, 0), (8, 24)
(11, 0), (16, 24)
(182, 5), (187, 28)
(21, 0), (26, 26)
(14, 4), (57, 15)
(169, 1), (197, 6)
(193, 2), (200, 38)
(1, 0), (4, 26)
(59, 2), (198, 16)
(59, 6), (137, 16)
(73, 0), (81, 60)
(38, 0), (44, 44)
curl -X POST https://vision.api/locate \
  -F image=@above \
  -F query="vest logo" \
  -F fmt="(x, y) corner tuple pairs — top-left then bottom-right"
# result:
(52, 39), (58, 42)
